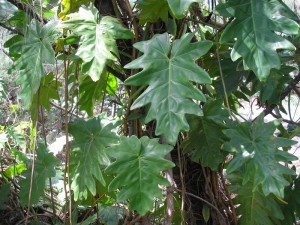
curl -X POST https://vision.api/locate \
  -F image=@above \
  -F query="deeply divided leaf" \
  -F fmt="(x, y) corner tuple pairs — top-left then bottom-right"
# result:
(125, 33), (212, 145)
(69, 115), (119, 201)
(137, 0), (169, 24)
(11, 20), (58, 109)
(223, 114), (297, 197)
(216, 0), (299, 80)
(137, 0), (202, 22)
(106, 136), (174, 215)
(62, 6), (134, 81)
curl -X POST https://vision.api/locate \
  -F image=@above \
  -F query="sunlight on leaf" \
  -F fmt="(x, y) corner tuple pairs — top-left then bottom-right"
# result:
(224, 114), (297, 197)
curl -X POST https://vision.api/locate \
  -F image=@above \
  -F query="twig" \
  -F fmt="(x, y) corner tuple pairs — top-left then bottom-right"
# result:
(176, 140), (186, 224)
(63, 47), (72, 225)
(25, 90), (40, 225)
(270, 112), (300, 125)
(0, 22), (23, 35)
(219, 167), (237, 225)
(128, 215), (142, 225)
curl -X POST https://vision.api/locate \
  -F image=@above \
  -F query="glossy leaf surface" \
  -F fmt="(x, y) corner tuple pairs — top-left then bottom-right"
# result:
(78, 73), (117, 116)
(167, 0), (202, 18)
(125, 33), (212, 145)
(137, 0), (169, 24)
(106, 136), (174, 215)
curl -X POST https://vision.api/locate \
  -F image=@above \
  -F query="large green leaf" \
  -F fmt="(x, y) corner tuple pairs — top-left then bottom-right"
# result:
(69, 115), (119, 201)
(106, 136), (174, 215)
(11, 20), (58, 109)
(229, 173), (284, 225)
(19, 142), (59, 206)
(216, 0), (299, 81)
(182, 99), (228, 170)
(125, 33), (212, 145)
(62, 6), (134, 81)
(223, 115), (297, 197)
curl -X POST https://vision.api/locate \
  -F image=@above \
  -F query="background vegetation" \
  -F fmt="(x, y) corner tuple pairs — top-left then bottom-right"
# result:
(0, 0), (300, 224)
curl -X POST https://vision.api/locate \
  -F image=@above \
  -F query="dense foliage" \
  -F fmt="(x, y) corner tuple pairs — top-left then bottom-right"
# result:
(0, 0), (299, 224)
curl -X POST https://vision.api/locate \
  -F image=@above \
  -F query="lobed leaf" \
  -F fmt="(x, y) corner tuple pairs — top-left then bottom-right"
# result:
(137, 0), (169, 24)
(106, 136), (174, 215)
(223, 114), (297, 197)
(69, 115), (119, 201)
(167, 0), (202, 18)
(182, 99), (228, 170)
(229, 173), (284, 225)
(62, 6), (134, 81)
(78, 72), (118, 116)
(216, 0), (299, 80)
(125, 33), (212, 145)
(11, 20), (59, 109)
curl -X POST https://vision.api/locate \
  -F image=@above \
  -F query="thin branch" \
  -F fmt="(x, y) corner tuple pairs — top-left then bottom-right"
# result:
(191, 4), (226, 29)
(0, 48), (14, 61)
(270, 112), (300, 125)
(292, 86), (300, 98)
(0, 22), (23, 35)
(185, 18), (222, 30)
(106, 65), (126, 82)
(7, 0), (48, 24)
